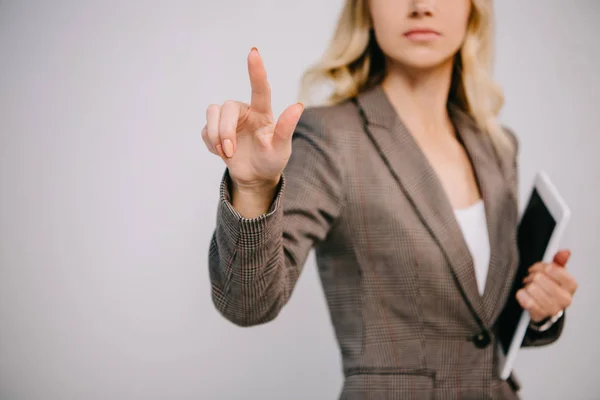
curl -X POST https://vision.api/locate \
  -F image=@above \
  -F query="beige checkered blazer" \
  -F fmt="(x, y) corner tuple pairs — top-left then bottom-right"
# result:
(208, 84), (564, 399)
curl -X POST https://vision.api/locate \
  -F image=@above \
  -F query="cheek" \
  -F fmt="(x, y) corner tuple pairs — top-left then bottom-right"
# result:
(445, 25), (468, 53)
(444, 3), (471, 46)
(370, 20), (403, 58)
(437, 14), (470, 57)
(369, 1), (404, 39)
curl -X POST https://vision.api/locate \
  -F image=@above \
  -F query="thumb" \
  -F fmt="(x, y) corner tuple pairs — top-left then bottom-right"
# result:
(553, 249), (571, 267)
(272, 103), (304, 148)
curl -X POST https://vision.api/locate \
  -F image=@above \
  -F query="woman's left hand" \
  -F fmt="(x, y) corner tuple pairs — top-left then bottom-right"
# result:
(516, 249), (577, 323)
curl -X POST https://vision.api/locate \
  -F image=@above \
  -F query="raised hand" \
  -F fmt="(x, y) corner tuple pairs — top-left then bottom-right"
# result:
(202, 48), (304, 193)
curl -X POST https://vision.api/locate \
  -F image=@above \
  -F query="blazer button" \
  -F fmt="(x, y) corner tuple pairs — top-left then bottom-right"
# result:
(472, 331), (491, 349)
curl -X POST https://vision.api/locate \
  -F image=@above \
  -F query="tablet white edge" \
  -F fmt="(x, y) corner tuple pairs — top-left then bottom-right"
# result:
(498, 170), (571, 380)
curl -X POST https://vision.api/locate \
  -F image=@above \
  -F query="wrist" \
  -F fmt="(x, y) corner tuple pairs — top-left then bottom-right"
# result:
(529, 310), (564, 332)
(230, 175), (282, 219)
(231, 174), (281, 195)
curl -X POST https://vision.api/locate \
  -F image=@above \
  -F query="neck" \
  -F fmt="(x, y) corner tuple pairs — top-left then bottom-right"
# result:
(381, 58), (455, 138)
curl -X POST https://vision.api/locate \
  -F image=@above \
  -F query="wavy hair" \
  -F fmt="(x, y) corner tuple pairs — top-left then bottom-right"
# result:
(299, 0), (512, 152)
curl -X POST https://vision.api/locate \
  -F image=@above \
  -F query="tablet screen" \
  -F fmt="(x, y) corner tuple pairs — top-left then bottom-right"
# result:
(497, 188), (556, 353)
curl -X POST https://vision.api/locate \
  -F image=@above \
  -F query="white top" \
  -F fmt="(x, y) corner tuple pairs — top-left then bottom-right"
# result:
(454, 200), (490, 296)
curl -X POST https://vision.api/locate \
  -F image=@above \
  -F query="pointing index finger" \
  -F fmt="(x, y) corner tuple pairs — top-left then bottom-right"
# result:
(248, 48), (272, 114)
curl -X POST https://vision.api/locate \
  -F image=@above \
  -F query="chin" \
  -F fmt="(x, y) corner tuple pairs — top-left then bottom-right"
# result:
(389, 49), (456, 72)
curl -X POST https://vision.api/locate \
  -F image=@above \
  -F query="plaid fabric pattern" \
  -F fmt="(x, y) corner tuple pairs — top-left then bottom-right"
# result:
(208, 85), (563, 399)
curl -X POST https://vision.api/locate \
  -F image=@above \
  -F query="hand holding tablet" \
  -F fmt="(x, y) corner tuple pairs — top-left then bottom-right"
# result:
(497, 171), (577, 380)
(518, 249), (575, 325)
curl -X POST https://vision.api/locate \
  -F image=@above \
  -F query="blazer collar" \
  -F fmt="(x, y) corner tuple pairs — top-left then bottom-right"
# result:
(355, 84), (510, 326)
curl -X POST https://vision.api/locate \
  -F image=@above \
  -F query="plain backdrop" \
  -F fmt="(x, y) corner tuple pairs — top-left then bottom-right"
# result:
(1, 1), (599, 399)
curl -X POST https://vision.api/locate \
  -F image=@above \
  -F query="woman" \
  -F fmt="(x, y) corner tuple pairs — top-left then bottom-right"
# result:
(202, 0), (578, 398)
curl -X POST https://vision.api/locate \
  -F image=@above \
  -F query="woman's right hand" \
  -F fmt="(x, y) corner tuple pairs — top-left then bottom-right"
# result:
(202, 48), (304, 193)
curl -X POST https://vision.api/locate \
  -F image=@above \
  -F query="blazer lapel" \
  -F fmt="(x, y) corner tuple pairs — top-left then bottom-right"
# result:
(355, 85), (487, 324)
(449, 105), (513, 324)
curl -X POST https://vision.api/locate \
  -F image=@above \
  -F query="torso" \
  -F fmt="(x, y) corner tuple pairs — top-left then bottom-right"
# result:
(410, 123), (483, 209)
(294, 86), (521, 398)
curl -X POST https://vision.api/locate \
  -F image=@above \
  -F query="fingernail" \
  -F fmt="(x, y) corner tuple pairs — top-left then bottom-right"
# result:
(297, 102), (305, 111)
(222, 139), (234, 158)
(251, 47), (258, 54)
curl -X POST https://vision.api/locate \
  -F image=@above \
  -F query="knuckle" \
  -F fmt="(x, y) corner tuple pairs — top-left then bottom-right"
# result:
(207, 128), (219, 142)
(206, 123), (218, 137)
(207, 104), (220, 115)
(219, 123), (233, 137)
(223, 99), (237, 109)
(529, 284), (542, 298)
(207, 129), (219, 141)
(219, 123), (237, 139)
(527, 282), (538, 292)
(210, 137), (220, 147)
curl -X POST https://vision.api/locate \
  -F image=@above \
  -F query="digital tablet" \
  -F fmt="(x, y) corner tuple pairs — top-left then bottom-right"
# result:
(496, 170), (571, 380)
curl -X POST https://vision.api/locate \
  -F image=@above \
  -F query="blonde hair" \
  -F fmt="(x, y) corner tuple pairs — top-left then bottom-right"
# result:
(299, 0), (512, 152)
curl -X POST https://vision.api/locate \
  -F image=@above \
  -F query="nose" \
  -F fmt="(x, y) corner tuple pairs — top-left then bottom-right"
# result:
(410, 0), (435, 18)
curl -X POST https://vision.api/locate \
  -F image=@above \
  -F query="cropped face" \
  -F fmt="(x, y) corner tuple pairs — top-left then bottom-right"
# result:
(369, 0), (472, 70)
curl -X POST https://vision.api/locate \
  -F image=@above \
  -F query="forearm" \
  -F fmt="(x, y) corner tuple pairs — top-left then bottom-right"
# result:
(208, 110), (346, 328)
(209, 171), (291, 327)
(209, 231), (289, 327)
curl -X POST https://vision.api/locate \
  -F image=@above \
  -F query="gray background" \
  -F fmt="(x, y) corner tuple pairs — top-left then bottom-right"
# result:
(1, 1), (598, 399)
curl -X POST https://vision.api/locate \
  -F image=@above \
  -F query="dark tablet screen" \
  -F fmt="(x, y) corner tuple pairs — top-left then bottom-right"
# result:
(497, 188), (556, 353)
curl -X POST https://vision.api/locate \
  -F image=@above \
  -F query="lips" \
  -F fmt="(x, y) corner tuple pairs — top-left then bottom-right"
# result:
(404, 28), (441, 41)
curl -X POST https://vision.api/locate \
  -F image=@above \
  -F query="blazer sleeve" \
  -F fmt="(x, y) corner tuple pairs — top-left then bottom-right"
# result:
(522, 314), (565, 347)
(503, 126), (566, 347)
(208, 109), (345, 327)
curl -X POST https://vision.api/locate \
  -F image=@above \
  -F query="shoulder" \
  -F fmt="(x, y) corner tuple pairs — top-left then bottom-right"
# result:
(296, 100), (362, 142)
(287, 101), (359, 175)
